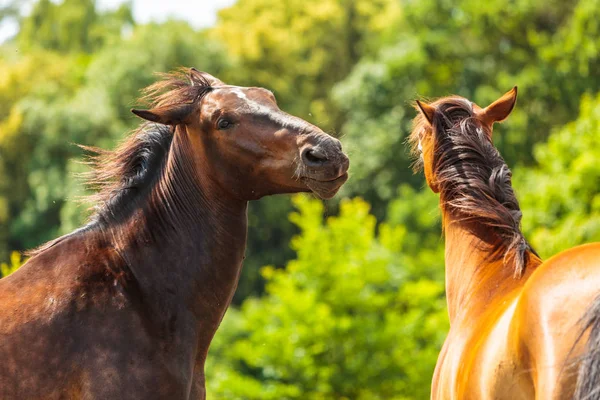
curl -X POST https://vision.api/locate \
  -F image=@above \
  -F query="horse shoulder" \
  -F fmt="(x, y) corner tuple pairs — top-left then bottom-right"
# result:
(432, 295), (530, 400)
(439, 291), (534, 400)
(513, 242), (600, 398)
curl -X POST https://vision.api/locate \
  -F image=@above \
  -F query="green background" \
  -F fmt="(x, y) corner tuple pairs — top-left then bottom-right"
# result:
(1, 0), (600, 397)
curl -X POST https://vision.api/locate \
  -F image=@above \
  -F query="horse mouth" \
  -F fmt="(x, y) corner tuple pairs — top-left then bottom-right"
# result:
(303, 172), (349, 199)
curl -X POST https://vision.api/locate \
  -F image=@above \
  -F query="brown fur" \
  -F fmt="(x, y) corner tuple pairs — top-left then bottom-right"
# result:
(1, 68), (349, 399)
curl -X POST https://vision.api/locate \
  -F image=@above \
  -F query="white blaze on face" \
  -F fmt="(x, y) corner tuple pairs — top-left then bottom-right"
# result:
(213, 85), (272, 115)
(231, 88), (248, 100)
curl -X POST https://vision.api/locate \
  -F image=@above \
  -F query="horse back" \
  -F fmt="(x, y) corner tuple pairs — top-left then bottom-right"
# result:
(0, 234), (190, 399)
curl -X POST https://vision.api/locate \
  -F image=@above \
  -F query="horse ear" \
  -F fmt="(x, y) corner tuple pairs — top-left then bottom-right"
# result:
(416, 100), (436, 125)
(131, 103), (195, 126)
(481, 86), (518, 125)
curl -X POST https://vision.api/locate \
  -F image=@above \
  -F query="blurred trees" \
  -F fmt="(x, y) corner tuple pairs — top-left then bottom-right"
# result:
(213, 0), (400, 129)
(0, 251), (24, 277)
(0, 1), (20, 22)
(17, 0), (134, 53)
(1, 0), (600, 396)
(518, 93), (600, 257)
(334, 0), (600, 212)
(213, 0), (403, 300)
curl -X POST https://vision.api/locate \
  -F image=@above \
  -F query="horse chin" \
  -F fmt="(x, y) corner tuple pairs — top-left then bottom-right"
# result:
(304, 172), (349, 199)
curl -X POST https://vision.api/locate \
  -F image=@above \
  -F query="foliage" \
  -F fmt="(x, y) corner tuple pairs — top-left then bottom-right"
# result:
(2, 0), (600, 395)
(518, 93), (600, 257)
(334, 0), (600, 211)
(212, 0), (400, 130)
(0, 251), (24, 277)
(212, 0), (404, 297)
(17, 0), (134, 53)
(207, 195), (447, 399)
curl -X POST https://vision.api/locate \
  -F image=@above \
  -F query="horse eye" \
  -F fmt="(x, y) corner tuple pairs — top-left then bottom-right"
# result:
(217, 119), (233, 130)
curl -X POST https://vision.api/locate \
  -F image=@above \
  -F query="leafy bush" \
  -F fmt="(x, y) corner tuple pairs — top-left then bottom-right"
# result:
(207, 195), (448, 399)
(0, 251), (24, 277)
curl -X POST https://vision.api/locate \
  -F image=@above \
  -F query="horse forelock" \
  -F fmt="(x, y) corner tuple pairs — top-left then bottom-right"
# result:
(141, 67), (215, 108)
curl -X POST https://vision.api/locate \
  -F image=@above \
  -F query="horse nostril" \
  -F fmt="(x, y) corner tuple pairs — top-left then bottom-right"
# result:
(302, 147), (328, 167)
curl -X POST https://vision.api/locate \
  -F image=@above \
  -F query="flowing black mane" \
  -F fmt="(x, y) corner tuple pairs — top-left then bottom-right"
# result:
(29, 69), (214, 255)
(84, 68), (214, 224)
(410, 97), (538, 277)
(82, 124), (174, 226)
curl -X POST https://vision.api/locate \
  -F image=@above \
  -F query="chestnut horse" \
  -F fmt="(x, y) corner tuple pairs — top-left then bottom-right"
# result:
(411, 88), (600, 399)
(0, 68), (349, 399)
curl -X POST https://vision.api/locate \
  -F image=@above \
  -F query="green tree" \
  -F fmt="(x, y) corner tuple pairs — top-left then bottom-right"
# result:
(212, 0), (400, 129)
(518, 93), (600, 257)
(0, 50), (85, 258)
(0, 251), (24, 277)
(334, 0), (600, 213)
(207, 194), (447, 399)
(17, 0), (134, 53)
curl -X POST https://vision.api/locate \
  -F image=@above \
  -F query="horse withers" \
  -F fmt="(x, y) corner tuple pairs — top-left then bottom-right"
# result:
(411, 87), (600, 399)
(0, 68), (349, 399)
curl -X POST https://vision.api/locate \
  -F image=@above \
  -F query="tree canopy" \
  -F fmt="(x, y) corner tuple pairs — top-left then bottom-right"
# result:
(1, 0), (600, 396)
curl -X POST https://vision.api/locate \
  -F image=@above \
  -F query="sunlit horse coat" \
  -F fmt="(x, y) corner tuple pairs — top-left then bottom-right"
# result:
(412, 88), (600, 400)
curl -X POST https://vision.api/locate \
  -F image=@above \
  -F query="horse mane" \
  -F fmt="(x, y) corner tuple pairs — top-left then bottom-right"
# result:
(28, 68), (214, 256)
(85, 68), (214, 214)
(409, 96), (538, 277)
(81, 124), (174, 224)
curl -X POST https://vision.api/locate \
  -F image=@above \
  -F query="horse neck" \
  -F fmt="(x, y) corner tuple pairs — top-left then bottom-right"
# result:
(108, 125), (248, 355)
(442, 212), (538, 326)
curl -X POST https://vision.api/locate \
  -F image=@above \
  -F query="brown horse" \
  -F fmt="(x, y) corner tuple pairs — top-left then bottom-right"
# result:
(411, 88), (600, 399)
(0, 68), (349, 399)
